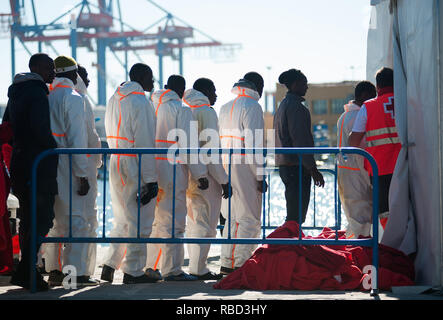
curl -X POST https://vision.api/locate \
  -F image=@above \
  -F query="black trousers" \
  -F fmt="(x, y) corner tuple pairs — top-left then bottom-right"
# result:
(13, 187), (55, 281)
(279, 165), (312, 224)
(370, 174), (392, 214)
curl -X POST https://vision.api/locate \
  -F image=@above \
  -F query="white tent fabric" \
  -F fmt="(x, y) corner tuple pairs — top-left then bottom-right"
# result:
(366, 0), (394, 83)
(367, 0), (443, 286)
(440, 1), (443, 288)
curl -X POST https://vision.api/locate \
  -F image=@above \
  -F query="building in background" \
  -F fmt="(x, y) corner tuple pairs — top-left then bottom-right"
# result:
(268, 81), (358, 147)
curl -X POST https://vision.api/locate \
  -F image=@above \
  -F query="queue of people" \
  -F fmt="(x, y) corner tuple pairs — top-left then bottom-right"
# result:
(1, 53), (270, 291)
(0, 51), (399, 292)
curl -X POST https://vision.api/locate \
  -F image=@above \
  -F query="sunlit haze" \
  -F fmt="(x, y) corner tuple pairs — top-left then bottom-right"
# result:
(0, 0), (372, 112)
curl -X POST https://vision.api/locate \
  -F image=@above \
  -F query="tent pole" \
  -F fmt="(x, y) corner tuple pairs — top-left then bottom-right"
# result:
(437, 0), (443, 289)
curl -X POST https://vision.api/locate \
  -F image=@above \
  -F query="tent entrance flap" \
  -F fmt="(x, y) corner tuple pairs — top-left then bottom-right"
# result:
(367, 0), (443, 287)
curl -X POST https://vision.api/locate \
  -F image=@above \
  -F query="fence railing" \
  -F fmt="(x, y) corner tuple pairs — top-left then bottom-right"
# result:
(30, 147), (379, 295)
(260, 168), (341, 232)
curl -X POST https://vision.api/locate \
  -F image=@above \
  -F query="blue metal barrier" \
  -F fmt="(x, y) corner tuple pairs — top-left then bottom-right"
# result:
(30, 147), (379, 295)
(260, 168), (341, 232)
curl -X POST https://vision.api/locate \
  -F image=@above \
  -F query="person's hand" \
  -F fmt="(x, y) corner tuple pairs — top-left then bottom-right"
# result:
(77, 177), (90, 196)
(311, 167), (325, 188)
(197, 177), (209, 190)
(137, 182), (159, 205)
(221, 183), (232, 199)
(257, 180), (268, 193)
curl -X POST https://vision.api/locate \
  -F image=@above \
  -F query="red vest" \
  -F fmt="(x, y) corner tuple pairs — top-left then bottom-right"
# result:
(364, 87), (401, 176)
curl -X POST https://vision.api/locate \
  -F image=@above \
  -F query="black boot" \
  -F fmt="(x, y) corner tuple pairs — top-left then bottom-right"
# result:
(48, 270), (65, 287)
(100, 264), (115, 283)
(123, 273), (159, 284)
(76, 276), (100, 286)
(191, 271), (224, 280)
(220, 266), (238, 275)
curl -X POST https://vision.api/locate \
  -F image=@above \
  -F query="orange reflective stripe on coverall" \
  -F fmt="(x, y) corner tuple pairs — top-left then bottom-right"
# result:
(336, 102), (373, 238)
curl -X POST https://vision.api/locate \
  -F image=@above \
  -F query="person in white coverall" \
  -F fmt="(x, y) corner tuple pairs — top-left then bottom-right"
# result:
(148, 75), (209, 281)
(183, 78), (232, 280)
(73, 65), (102, 276)
(337, 81), (376, 238)
(100, 63), (160, 284)
(43, 56), (96, 286)
(218, 72), (267, 275)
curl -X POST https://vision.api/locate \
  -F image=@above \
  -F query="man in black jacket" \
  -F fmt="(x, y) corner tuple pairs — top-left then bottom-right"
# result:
(4, 53), (58, 291)
(274, 69), (324, 225)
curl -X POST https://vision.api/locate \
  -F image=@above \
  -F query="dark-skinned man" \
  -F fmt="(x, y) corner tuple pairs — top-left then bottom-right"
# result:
(337, 81), (376, 238)
(5, 53), (58, 291)
(100, 63), (160, 284)
(218, 72), (267, 275)
(349, 67), (400, 229)
(274, 68), (325, 227)
(182, 78), (231, 280)
(43, 55), (96, 287)
(148, 75), (208, 281)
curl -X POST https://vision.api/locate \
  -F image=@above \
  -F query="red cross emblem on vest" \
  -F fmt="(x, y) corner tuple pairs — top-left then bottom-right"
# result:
(383, 96), (395, 119)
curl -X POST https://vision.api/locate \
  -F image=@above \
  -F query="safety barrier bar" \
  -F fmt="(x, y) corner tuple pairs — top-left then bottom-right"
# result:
(260, 168), (341, 232)
(30, 147), (379, 295)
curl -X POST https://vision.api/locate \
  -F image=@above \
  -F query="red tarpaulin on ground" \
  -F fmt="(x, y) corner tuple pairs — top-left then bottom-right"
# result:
(214, 221), (415, 291)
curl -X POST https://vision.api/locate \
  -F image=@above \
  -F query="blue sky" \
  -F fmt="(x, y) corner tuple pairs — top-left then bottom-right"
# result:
(0, 0), (372, 110)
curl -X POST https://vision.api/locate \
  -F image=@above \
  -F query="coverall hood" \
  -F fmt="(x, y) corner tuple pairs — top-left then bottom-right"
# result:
(231, 84), (260, 101)
(51, 76), (76, 89)
(112, 81), (145, 99)
(344, 101), (361, 113)
(183, 88), (211, 107)
(75, 75), (88, 95)
(151, 88), (181, 107)
(13, 72), (44, 84)
(232, 78), (258, 92)
(7, 73), (47, 100)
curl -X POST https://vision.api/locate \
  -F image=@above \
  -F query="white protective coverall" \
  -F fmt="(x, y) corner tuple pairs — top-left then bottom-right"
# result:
(44, 77), (90, 275)
(337, 101), (373, 238)
(182, 89), (228, 276)
(73, 76), (102, 275)
(146, 89), (207, 277)
(218, 85), (264, 270)
(102, 81), (157, 277)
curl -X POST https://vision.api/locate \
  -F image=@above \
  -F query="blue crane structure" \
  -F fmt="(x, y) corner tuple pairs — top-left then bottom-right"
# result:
(3, 0), (240, 105)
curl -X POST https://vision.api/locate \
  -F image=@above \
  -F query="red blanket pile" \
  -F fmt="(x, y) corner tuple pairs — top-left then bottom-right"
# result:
(214, 221), (414, 291)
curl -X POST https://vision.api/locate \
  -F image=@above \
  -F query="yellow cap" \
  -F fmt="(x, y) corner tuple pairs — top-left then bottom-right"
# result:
(54, 55), (78, 73)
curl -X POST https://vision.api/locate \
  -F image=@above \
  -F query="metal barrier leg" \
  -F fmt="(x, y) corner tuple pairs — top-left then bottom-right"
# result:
(228, 150), (232, 240)
(137, 154), (141, 238)
(30, 172), (38, 293)
(298, 154), (302, 239)
(102, 155), (107, 239)
(371, 173), (380, 296)
(262, 150), (267, 239)
(267, 173), (271, 229)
